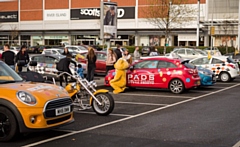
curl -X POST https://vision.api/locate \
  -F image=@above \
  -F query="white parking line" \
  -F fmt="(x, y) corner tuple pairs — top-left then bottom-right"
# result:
(116, 93), (192, 99)
(22, 83), (240, 147)
(73, 110), (133, 117)
(115, 101), (168, 106)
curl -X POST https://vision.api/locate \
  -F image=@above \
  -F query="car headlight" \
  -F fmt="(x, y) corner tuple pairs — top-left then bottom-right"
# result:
(16, 91), (37, 106)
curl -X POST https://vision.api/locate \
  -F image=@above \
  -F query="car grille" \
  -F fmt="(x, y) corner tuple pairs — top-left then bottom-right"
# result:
(43, 98), (73, 118)
(46, 115), (71, 125)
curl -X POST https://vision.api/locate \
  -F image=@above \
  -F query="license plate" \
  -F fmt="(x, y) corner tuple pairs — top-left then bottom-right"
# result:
(55, 106), (71, 116)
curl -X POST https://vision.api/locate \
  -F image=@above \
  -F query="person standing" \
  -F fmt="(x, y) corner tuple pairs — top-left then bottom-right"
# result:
(114, 44), (123, 61)
(2, 44), (15, 70)
(15, 45), (30, 72)
(133, 46), (141, 61)
(106, 48), (116, 74)
(86, 47), (97, 82)
(62, 47), (71, 56)
(57, 54), (77, 87)
(123, 49), (132, 65)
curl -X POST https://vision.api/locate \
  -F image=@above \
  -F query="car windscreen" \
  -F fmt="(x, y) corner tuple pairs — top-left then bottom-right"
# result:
(227, 57), (235, 63)
(0, 62), (23, 83)
(58, 49), (64, 54)
(183, 62), (195, 69)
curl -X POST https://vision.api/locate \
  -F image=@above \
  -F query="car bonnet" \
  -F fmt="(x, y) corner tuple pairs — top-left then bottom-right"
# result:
(0, 82), (70, 100)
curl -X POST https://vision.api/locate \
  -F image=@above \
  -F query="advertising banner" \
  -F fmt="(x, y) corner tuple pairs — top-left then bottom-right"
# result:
(0, 11), (18, 22)
(44, 9), (69, 21)
(71, 7), (134, 20)
(100, 2), (117, 39)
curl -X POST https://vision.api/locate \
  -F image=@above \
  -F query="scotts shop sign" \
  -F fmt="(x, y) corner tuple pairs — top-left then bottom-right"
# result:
(71, 7), (135, 20)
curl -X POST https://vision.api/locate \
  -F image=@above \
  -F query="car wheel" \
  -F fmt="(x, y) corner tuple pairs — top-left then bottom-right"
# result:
(169, 79), (184, 94)
(0, 106), (18, 142)
(220, 72), (230, 82)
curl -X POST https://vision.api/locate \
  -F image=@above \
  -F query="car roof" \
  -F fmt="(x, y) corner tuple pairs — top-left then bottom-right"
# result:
(30, 54), (65, 58)
(140, 56), (181, 62)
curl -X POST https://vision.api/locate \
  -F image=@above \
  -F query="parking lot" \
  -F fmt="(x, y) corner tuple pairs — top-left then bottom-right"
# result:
(1, 76), (240, 147)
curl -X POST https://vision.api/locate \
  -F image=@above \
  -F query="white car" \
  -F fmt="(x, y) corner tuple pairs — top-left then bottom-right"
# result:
(171, 48), (205, 60)
(65, 45), (88, 54)
(189, 56), (239, 82)
(42, 48), (64, 55)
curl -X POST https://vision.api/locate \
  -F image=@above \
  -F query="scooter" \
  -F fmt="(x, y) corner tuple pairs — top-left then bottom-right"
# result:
(56, 71), (115, 116)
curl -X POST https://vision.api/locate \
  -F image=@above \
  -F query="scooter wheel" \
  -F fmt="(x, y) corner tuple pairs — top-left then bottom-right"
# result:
(92, 93), (114, 116)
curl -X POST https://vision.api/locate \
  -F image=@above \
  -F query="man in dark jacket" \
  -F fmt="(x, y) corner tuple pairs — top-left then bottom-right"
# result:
(114, 44), (123, 61)
(57, 54), (77, 86)
(2, 44), (15, 70)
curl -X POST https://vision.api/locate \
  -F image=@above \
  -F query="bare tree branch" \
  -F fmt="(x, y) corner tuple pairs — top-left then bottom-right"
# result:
(9, 24), (19, 46)
(144, 0), (197, 54)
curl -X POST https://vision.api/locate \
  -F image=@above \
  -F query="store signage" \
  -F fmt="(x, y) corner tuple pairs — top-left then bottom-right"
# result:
(71, 7), (135, 20)
(44, 9), (69, 20)
(0, 11), (18, 22)
(178, 34), (197, 41)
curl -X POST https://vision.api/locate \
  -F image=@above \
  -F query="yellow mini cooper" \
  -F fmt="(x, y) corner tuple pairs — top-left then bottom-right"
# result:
(0, 61), (74, 142)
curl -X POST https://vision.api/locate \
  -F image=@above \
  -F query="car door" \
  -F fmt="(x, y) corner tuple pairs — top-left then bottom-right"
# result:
(127, 60), (159, 88)
(96, 52), (107, 74)
(45, 56), (58, 75)
(186, 49), (198, 59)
(176, 49), (186, 59)
(156, 60), (179, 88)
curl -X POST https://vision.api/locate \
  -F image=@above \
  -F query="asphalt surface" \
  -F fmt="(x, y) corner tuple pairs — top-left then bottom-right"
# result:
(1, 76), (240, 147)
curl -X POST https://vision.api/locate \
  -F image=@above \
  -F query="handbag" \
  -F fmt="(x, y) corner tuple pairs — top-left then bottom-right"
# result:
(17, 60), (26, 66)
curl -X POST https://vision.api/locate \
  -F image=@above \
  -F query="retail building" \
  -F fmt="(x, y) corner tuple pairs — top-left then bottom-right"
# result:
(0, 0), (239, 47)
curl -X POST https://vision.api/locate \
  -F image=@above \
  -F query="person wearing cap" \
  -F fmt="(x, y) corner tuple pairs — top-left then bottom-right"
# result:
(106, 48), (116, 74)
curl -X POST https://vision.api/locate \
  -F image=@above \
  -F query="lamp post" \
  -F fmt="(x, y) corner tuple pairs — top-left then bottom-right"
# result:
(196, 0), (200, 47)
(238, 0), (240, 51)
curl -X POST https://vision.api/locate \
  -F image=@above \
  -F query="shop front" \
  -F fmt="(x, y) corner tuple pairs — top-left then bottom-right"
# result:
(32, 35), (69, 46)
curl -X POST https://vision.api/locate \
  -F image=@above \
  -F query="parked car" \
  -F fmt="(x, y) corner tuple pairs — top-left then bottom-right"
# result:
(189, 56), (239, 82)
(141, 46), (151, 56)
(27, 46), (39, 53)
(203, 47), (222, 56)
(29, 54), (77, 78)
(38, 46), (52, 53)
(224, 52), (240, 67)
(42, 48), (64, 55)
(171, 48), (205, 60)
(105, 57), (201, 94)
(65, 45), (88, 54)
(0, 61), (74, 141)
(77, 51), (107, 75)
(196, 65), (216, 86)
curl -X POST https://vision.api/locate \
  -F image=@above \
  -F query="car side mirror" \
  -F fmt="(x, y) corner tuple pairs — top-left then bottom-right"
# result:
(129, 66), (134, 70)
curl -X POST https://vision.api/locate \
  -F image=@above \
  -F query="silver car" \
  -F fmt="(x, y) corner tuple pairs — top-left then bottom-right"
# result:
(171, 48), (205, 60)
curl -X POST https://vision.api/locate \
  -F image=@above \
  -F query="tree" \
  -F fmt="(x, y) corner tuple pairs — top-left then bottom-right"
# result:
(10, 24), (19, 46)
(144, 0), (197, 54)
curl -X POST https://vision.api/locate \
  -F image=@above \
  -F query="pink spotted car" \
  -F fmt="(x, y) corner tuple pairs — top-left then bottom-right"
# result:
(105, 57), (201, 94)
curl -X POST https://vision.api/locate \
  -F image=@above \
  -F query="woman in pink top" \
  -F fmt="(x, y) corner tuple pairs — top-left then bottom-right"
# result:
(106, 48), (116, 74)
